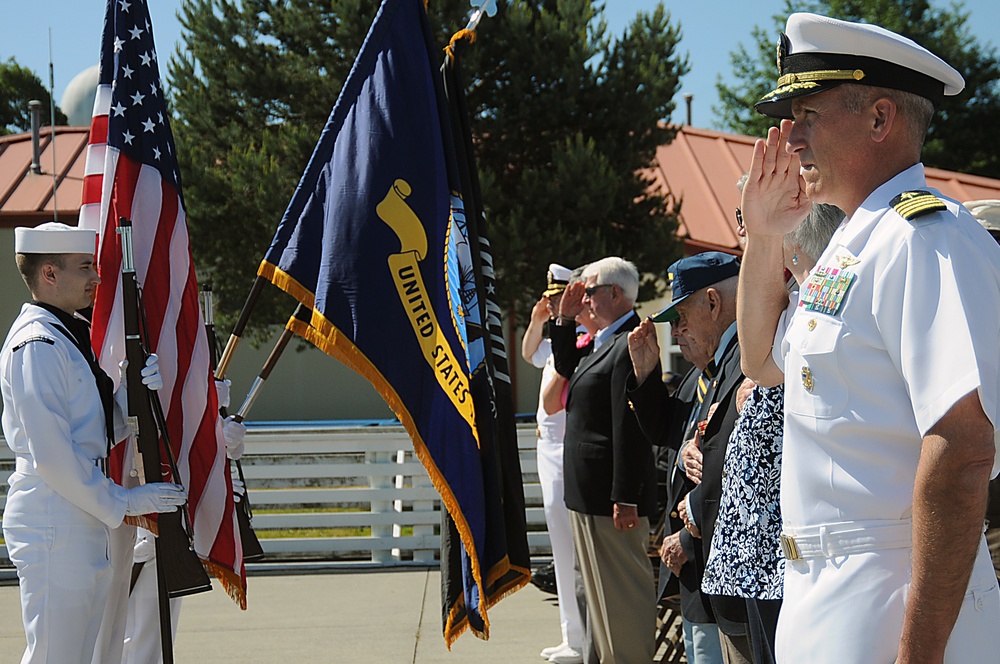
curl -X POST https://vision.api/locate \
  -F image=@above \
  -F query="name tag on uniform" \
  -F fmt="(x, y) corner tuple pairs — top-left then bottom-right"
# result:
(801, 265), (855, 316)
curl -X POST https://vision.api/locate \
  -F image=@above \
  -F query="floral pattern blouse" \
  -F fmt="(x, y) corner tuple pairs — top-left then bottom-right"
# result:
(702, 384), (785, 600)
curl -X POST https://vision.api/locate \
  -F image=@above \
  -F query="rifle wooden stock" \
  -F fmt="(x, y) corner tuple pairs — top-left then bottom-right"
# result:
(118, 217), (212, 615)
(203, 286), (265, 562)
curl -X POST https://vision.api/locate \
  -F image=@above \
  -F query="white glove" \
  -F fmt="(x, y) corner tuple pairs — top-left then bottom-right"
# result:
(117, 354), (164, 391)
(222, 416), (246, 460)
(232, 477), (245, 504)
(125, 482), (186, 516)
(133, 528), (156, 563)
(141, 354), (163, 391)
(215, 379), (231, 409)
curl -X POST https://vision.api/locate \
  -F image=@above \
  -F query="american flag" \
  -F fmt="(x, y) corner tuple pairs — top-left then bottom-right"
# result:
(79, 0), (246, 605)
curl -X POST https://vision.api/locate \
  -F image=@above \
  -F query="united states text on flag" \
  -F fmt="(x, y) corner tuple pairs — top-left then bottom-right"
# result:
(79, 0), (245, 606)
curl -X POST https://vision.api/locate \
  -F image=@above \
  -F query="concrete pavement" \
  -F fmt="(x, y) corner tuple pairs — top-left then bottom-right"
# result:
(0, 566), (567, 663)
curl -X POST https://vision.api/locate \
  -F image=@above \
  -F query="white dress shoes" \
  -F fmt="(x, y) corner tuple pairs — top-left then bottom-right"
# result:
(540, 642), (568, 659)
(547, 644), (583, 664)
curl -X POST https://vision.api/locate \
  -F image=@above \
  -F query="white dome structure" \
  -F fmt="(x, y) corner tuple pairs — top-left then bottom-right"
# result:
(59, 64), (100, 127)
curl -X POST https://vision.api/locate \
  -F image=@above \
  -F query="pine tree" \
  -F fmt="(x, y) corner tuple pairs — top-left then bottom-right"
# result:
(0, 58), (68, 136)
(168, 0), (690, 337)
(715, 0), (1000, 178)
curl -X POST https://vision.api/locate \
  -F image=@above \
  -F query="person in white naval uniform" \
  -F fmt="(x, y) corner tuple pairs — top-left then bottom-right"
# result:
(1, 222), (187, 664)
(738, 13), (1000, 664)
(521, 263), (588, 664)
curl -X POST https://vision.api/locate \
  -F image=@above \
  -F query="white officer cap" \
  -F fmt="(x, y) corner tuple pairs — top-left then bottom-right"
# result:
(543, 263), (572, 297)
(965, 200), (1000, 233)
(14, 222), (97, 255)
(756, 12), (965, 119)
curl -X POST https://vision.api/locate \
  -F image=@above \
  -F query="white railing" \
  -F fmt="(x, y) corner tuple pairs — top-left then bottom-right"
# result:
(0, 422), (548, 565)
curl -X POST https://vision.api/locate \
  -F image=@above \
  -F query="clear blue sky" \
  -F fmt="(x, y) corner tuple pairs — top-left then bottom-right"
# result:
(3, 0), (999, 129)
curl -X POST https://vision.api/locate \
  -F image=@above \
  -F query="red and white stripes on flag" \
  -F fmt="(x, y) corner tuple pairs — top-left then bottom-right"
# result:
(79, 0), (245, 605)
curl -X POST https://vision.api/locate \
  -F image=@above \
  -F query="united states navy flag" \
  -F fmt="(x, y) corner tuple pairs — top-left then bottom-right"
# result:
(257, 0), (529, 644)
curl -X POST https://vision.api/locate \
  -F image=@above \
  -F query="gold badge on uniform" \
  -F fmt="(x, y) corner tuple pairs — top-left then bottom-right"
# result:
(836, 254), (859, 268)
(801, 366), (814, 391)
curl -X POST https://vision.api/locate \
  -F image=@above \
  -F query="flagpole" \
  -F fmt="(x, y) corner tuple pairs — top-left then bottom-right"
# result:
(231, 304), (311, 423)
(216, 275), (268, 378)
(202, 287), (265, 561)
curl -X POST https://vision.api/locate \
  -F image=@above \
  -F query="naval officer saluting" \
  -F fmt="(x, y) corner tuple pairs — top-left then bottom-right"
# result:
(1, 222), (186, 664)
(738, 13), (1000, 664)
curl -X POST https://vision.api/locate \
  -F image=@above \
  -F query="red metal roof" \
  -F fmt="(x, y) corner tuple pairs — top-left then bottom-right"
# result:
(650, 125), (1000, 255)
(0, 126), (90, 228)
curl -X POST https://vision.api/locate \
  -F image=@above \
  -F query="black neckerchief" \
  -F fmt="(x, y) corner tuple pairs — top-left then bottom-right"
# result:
(31, 302), (116, 459)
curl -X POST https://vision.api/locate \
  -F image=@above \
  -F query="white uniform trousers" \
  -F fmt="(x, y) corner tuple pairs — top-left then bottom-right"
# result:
(121, 556), (182, 664)
(777, 535), (1000, 663)
(538, 436), (585, 650)
(93, 525), (136, 664)
(570, 511), (655, 664)
(5, 519), (112, 664)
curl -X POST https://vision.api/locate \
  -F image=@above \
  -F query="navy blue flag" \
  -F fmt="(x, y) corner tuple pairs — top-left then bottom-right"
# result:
(257, 0), (529, 644)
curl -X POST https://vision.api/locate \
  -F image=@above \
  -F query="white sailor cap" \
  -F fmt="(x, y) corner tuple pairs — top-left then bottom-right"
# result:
(14, 222), (97, 255)
(756, 13), (965, 119)
(543, 263), (572, 297)
(965, 200), (1000, 233)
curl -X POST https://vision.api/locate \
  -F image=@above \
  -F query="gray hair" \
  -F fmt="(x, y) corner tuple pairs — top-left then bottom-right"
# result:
(787, 203), (845, 261)
(840, 84), (934, 153)
(583, 257), (639, 305)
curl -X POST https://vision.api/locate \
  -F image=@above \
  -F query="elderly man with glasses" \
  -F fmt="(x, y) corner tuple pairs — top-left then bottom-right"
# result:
(550, 256), (656, 664)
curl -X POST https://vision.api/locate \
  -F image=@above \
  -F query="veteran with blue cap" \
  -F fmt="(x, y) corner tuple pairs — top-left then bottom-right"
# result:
(738, 12), (1000, 664)
(629, 251), (749, 661)
(1, 222), (185, 664)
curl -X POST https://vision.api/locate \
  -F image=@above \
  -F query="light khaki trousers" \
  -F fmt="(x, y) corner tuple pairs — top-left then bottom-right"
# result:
(570, 510), (655, 664)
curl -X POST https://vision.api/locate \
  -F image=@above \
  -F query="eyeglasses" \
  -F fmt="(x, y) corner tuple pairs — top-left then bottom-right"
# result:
(584, 284), (612, 297)
(735, 207), (744, 230)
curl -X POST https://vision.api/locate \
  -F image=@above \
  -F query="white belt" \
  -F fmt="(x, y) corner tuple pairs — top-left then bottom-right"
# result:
(779, 519), (912, 561)
(15, 454), (101, 476)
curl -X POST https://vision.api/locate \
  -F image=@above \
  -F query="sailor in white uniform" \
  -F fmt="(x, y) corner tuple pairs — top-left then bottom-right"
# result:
(738, 14), (1000, 664)
(1, 222), (187, 664)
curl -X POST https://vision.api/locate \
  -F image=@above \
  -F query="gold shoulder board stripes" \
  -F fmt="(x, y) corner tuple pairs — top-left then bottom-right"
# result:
(890, 190), (947, 221)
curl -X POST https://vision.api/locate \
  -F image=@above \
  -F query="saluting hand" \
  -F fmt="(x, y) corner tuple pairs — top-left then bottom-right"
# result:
(530, 297), (551, 325)
(558, 281), (586, 320)
(628, 318), (660, 384)
(742, 118), (810, 237)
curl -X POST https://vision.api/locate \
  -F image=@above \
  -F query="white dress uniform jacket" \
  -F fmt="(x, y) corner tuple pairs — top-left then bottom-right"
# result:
(771, 164), (1000, 663)
(1, 303), (131, 664)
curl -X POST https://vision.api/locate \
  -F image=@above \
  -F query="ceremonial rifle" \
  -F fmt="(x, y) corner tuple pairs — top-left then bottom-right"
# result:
(202, 285), (265, 561)
(118, 217), (212, 662)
